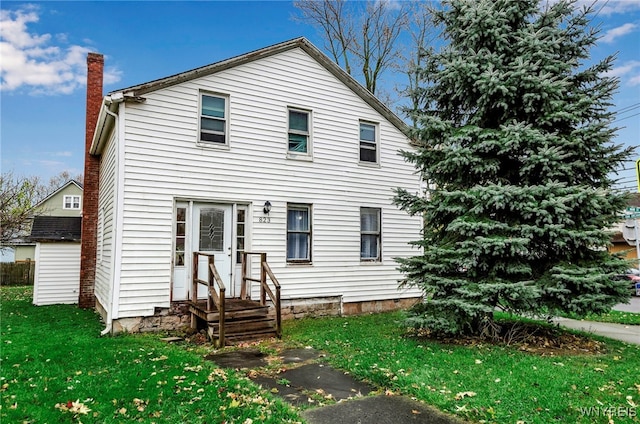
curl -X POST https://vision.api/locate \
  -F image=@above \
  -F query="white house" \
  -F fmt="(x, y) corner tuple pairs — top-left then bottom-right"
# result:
(81, 38), (423, 336)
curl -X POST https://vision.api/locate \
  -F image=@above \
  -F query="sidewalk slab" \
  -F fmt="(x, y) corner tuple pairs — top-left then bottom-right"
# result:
(552, 318), (640, 345)
(302, 395), (467, 424)
(249, 363), (373, 406)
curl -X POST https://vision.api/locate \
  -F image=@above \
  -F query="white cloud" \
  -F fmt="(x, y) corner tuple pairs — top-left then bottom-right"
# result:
(0, 6), (120, 95)
(571, 0), (640, 16)
(607, 60), (640, 77)
(601, 23), (638, 43)
(592, 0), (640, 17)
(605, 60), (640, 86)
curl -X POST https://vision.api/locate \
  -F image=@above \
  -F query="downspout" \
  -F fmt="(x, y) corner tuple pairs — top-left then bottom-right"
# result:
(100, 98), (122, 336)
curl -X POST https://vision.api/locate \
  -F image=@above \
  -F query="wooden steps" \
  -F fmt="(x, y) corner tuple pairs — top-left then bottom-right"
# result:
(189, 298), (278, 346)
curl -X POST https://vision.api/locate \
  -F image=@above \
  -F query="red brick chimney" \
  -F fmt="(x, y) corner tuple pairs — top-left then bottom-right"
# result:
(79, 53), (104, 309)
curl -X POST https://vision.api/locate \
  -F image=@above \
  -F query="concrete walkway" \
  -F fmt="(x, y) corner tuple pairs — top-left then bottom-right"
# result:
(207, 348), (468, 424)
(205, 300), (639, 424)
(551, 297), (640, 345)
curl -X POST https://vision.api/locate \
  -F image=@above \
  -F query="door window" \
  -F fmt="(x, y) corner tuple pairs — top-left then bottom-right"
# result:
(199, 208), (225, 251)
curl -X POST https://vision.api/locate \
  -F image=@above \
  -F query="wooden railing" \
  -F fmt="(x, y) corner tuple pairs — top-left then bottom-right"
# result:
(192, 252), (226, 346)
(241, 252), (282, 338)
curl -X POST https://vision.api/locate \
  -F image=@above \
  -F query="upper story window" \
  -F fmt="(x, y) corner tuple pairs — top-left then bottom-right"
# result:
(288, 108), (311, 155)
(359, 122), (378, 164)
(63, 195), (81, 210)
(200, 93), (228, 145)
(360, 207), (381, 261)
(287, 204), (311, 263)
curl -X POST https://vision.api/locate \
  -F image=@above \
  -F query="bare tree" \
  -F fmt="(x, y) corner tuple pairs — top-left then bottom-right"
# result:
(1, 171), (83, 245)
(39, 171), (83, 198)
(294, 0), (408, 96)
(294, 0), (356, 75)
(0, 172), (42, 245)
(397, 1), (439, 125)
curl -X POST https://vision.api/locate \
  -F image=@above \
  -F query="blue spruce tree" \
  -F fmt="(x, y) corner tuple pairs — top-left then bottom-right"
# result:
(394, 0), (634, 336)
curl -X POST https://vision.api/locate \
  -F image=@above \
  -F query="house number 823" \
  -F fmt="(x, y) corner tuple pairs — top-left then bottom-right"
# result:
(258, 217), (271, 223)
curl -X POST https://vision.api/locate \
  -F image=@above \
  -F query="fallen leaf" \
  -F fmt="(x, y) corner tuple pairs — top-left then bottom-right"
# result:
(455, 391), (477, 400)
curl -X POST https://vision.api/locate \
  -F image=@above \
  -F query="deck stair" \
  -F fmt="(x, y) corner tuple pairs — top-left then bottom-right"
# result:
(189, 252), (281, 347)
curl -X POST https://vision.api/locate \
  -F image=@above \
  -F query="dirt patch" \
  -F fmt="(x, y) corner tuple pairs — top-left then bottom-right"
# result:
(409, 321), (607, 356)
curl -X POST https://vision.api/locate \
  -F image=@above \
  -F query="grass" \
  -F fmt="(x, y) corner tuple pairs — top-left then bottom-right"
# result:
(564, 309), (640, 326)
(3, 285), (639, 423)
(0, 286), (302, 424)
(285, 312), (640, 424)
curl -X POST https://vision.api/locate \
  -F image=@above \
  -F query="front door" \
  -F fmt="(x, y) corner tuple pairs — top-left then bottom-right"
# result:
(193, 204), (232, 299)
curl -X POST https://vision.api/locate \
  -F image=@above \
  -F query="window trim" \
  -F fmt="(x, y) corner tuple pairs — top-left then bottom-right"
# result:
(63, 195), (81, 210)
(287, 107), (312, 159)
(235, 206), (248, 264)
(360, 207), (381, 262)
(286, 203), (312, 263)
(198, 92), (230, 147)
(359, 121), (379, 165)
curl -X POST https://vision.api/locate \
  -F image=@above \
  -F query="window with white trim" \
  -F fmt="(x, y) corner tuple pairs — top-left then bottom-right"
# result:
(287, 204), (311, 263)
(288, 108), (310, 155)
(359, 122), (378, 163)
(175, 207), (186, 266)
(236, 207), (247, 264)
(63, 195), (81, 210)
(360, 207), (381, 261)
(199, 93), (228, 145)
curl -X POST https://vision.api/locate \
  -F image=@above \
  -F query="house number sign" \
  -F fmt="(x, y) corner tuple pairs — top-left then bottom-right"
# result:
(258, 217), (271, 223)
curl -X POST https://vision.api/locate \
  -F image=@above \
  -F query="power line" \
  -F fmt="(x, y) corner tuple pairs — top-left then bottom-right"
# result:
(616, 103), (640, 115)
(613, 112), (640, 123)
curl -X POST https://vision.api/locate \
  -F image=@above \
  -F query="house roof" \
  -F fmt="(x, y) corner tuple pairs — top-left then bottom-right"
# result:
(34, 180), (83, 209)
(91, 37), (409, 154)
(28, 216), (82, 242)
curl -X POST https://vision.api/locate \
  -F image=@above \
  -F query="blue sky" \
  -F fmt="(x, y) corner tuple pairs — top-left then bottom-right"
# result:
(1, 0), (639, 191)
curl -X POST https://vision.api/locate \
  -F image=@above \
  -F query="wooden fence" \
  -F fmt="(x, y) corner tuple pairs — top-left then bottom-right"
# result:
(1, 261), (35, 286)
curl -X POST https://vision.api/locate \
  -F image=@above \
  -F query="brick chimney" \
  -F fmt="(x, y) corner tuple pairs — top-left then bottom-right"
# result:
(79, 53), (104, 309)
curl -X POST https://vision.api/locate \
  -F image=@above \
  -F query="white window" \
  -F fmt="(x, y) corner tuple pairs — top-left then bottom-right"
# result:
(360, 207), (381, 261)
(175, 207), (186, 266)
(359, 122), (378, 163)
(288, 108), (311, 155)
(287, 204), (311, 263)
(236, 207), (247, 264)
(199, 93), (228, 145)
(63, 195), (81, 210)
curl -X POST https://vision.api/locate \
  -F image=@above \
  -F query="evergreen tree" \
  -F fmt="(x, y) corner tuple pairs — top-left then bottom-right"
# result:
(394, 0), (634, 336)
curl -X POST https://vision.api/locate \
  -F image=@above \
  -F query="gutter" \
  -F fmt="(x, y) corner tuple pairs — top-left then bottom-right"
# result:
(90, 92), (143, 155)
(100, 105), (120, 337)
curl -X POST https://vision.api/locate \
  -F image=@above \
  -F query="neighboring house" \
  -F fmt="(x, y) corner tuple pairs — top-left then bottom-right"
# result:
(21, 180), (83, 305)
(29, 216), (82, 305)
(13, 180), (83, 262)
(80, 37), (423, 336)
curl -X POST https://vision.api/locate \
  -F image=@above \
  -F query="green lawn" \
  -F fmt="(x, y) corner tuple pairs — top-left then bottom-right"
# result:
(0, 286), (301, 424)
(2, 286), (639, 423)
(285, 312), (640, 423)
(565, 309), (640, 326)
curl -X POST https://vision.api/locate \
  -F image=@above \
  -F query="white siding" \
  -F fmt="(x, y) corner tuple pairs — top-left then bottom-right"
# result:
(95, 129), (118, 311)
(33, 242), (80, 306)
(114, 47), (422, 318)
